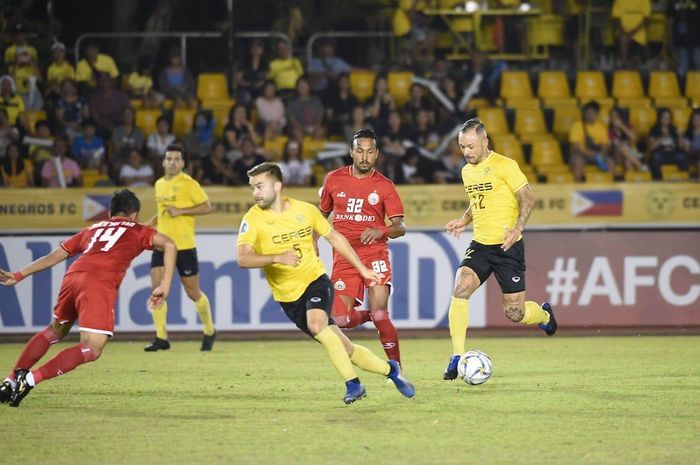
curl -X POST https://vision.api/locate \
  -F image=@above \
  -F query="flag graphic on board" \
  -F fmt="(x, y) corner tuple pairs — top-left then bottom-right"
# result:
(83, 195), (111, 222)
(571, 190), (623, 216)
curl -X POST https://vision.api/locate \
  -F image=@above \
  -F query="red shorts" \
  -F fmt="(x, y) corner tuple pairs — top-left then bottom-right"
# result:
(53, 272), (117, 337)
(331, 248), (392, 306)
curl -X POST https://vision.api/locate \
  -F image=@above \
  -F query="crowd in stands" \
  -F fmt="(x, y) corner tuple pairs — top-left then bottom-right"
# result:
(0, 1), (698, 189)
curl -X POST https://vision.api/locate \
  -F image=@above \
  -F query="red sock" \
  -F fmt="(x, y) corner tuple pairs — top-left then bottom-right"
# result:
(331, 295), (371, 329)
(32, 344), (97, 385)
(371, 310), (401, 365)
(9, 327), (61, 380)
(345, 309), (371, 329)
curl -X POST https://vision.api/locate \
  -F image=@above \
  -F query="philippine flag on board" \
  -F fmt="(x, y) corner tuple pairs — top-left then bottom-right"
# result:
(83, 195), (111, 222)
(571, 190), (623, 216)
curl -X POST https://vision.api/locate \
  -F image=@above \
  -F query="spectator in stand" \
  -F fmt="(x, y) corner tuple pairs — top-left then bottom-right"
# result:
(157, 48), (197, 109)
(367, 74), (396, 133)
(267, 39), (303, 95)
(607, 107), (646, 173)
(119, 148), (154, 187)
(344, 105), (373, 142)
(88, 73), (130, 139)
(462, 50), (503, 105)
(10, 47), (43, 111)
(412, 108), (440, 152)
(286, 76), (325, 142)
(683, 109), (700, 176)
(402, 83), (434, 125)
(0, 76), (28, 131)
(71, 118), (106, 172)
(0, 109), (21, 157)
(278, 138), (312, 186)
(395, 146), (438, 184)
(110, 107), (145, 179)
(232, 136), (268, 184)
(146, 116), (175, 160)
(308, 40), (351, 94)
(76, 42), (120, 92)
(382, 110), (410, 161)
(223, 104), (257, 155)
(436, 138), (467, 183)
(41, 137), (81, 187)
(55, 79), (88, 142)
(127, 56), (162, 109)
(568, 101), (614, 182)
(2, 142), (34, 188)
(184, 110), (215, 177)
(234, 39), (268, 107)
(666, 0), (700, 75)
(324, 73), (357, 138)
(4, 22), (38, 65)
(201, 142), (235, 186)
(46, 42), (75, 102)
(436, 76), (465, 131)
(611, 0), (651, 68)
(27, 121), (54, 171)
(647, 108), (689, 180)
(254, 80), (287, 141)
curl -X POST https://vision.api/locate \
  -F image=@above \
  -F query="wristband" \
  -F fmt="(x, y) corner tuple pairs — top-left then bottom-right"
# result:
(13, 271), (24, 282)
(379, 225), (390, 237)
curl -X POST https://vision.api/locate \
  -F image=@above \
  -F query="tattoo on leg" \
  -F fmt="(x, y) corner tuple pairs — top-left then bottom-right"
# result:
(504, 306), (523, 322)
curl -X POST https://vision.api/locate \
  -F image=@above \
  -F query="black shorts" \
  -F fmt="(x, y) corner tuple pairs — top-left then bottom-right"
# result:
(459, 239), (526, 294)
(151, 248), (199, 277)
(279, 274), (335, 338)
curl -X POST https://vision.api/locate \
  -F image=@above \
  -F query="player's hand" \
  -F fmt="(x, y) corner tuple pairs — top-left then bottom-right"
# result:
(360, 267), (382, 287)
(275, 250), (300, 267)
(0, 269), (19, 286)
(501, 227), (521, 252)
(164, 206), (181, 217)
(360, 227), (384, 245)
(148, 286), (169, 312)
(446, 218), (468, 239)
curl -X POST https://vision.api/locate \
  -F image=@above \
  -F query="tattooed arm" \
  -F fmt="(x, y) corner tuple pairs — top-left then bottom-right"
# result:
(501, 184), (535, 252)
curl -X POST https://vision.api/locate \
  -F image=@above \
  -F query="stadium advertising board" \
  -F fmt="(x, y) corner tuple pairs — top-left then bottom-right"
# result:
(1, 183), (699, 231)
(486, 231), (700, 327)
(0, 231), (486, 333)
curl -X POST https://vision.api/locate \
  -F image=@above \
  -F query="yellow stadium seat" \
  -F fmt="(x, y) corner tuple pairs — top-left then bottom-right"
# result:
(349, 70), (376, 103)
(173, 109), (196, 139)
(82, 169), (110, 188)
(531, 138), (565, 167)
(662, 169), (690, 181)
(547, 171), (575, 183)
(552, 106), (581, 141)
(628, 106), (657, 139)
(197, 73), (230, 101)
(500, 71), (534, 100)
(615, 97), (652, 109)
(302, 137), (326, 159)
(135, 109), (161, 135)
(466, 97), (491, 110)
(528, 14), (565, 50)
(653, 96), (689, 109)
(612, 71), (644, 99)
(491, 134), (525, 165)
(22, 110), (47, 133)
(477, 107), (510, 135)
(624, 170), (652, 182)
(584, 171), (614, 183)
(388, 71), (413, 107)
(647, 12), (666, 44)
(514, 108), (548, 143)
(684, 71), (700, 107)
(537, 71), (577, 107)
(263, 135), (289, 161)
(671, 107), (692, 132)
(575, 71), (614, 107)
(648, 71), (688, 107)
(583, 165), (603, 175)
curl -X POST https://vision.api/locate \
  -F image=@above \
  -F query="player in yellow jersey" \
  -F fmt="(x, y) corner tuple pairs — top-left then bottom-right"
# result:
(237, 162), (415, 404)
(145, 144), (216, 352)
(442, 118), (557, 380)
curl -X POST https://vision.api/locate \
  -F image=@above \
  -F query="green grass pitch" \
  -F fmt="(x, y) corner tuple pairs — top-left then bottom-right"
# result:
(1, 335), (699, 465)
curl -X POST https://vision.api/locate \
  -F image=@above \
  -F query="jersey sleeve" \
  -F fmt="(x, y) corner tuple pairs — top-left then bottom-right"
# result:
(502, 158), (529, 193)
(188, 179), (209, 206)
(318, 175), (334, 214)
(140, 226), (158, 251)
(60, 228), (88, 256)
(236, 213), (258, 248)
(310, 205), (332, 237)
(383, 182), (404, 218)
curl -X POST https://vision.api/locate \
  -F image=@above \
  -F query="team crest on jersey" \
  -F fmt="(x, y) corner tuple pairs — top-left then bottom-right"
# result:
(337, 191), (346, 198)
(483, 167), (491, 176)
(334, 279), (346, 291)
(296, 214), (304, 223)
(239, 221), (249, 234)
(368, 192), (380, 205)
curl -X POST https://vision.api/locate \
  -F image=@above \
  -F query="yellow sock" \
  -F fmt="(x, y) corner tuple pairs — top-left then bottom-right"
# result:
(350, 344), (391, 376)
(194, 293), (215, 335)
(520, 301), (550, 325)
(448, 296), (469, 355)
(152, 301), (168, 340)
(314, 327), (357, 381)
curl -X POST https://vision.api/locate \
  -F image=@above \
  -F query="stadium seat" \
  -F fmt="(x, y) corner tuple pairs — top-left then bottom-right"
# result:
(263, 135), (288, 161)
(466, 97), (491, 110)
(552, 106), (581, 141)
(210, 106), (230, 138)
(584, 171), (614, 183)
(546, 171), (575, 183)
(477, 107), (510, 136)
(500, 71), (539, 108)
(491, 134), (525, 165)
(173, 109), (196, 139)
(628, 106), (657, 139)
(528, 14), (565, 53)
(82, 169), (110, 188)
(135, 109), (161, 135)
(197, 73), (229, 101)
(537, 71), (577, 107)
(671, 107), (692, 133)
(22, 110), (47, 133)
(624, 170), (652, 182)
(661, 169), (690, 181)
(514, 108), (549, 143)
(684, 71), (700, 107)
(388, 71), (413, 107)
(531, 138), (565, 170)
(575, 71), (614, 107)
(648, 71), (688, 108)
(612, 71), (644, 99)
(349, 70), (376, 103)
(302, 136), (326, 159)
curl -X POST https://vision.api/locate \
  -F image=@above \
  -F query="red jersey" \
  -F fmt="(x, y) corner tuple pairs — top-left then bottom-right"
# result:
(60, 217), (157, 286)
(319, 166), (404, 250)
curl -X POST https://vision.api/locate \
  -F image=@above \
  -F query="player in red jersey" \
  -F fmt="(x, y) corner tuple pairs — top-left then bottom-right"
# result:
(319, 128), (406, 365)
(0, 189), (176, 407)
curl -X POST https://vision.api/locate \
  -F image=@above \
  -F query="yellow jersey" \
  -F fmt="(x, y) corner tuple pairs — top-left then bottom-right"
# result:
(76, 54), (120, 86)
(237, 197), (331, 302)
(568, 120), (608, 148)
(612, 0), (651, 45)
(47, 62), (76, 83)
(461, 151), (528, 245)
(154, 172), (208, 250)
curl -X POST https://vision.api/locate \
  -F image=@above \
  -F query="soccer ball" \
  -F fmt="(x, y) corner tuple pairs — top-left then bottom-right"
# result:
(457, 350), (493, 385)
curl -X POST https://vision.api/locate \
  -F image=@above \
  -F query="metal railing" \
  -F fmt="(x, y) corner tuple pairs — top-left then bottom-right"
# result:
(74, 31), (291, 67)
(306, 31), (395, 66)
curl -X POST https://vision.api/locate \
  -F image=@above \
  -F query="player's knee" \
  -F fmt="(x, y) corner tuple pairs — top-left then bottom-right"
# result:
(307, 320), (326, 335)
(503, 305), (524, 322)
(452, 282), (472, 300)
(81, 344), (102, 361)
(185, 289), (201, 301)
(370, 309), (389, 322)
